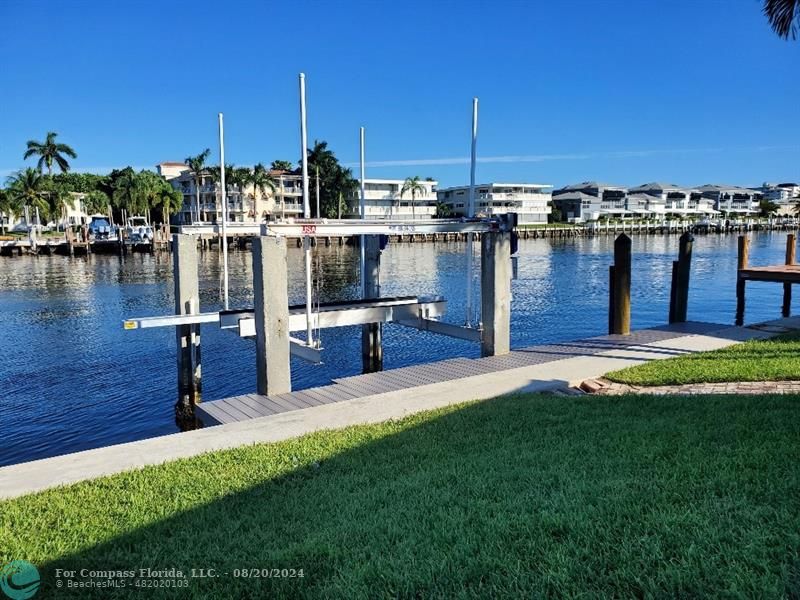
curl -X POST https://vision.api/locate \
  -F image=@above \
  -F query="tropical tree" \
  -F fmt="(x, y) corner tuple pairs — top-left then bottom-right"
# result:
(301, 141), (357, 218)
(46, 184), (75, 229)
(270, 160), (294, 171)
(151, 183), (183, 224)
(248, 163), (277, 222)
(184, 149), (211, 223)
(400, 176), (427, 220)
(759, 198), (780, 217)
(112, 168), (149, 217)
(6, 168), (49, 225)
(764, 0), (800, 38)
(24, 132), (78, 175)
(84, 190), (111, 216)
(434, 201), (453, 219)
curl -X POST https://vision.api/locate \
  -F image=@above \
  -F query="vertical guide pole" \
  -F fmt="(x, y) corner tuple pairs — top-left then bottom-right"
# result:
(670, 232), (693, 323)
(608, 265), (617, 334)
(783, 233), (795, 317)
(465, 97), (478, 326)
(362, 235), (383, 373)
(253, 236), (291, 396)
(218, 113), (229, 310)
(611, 234), (631, 335)
(735, 235), (749, 326)
(174, 234), (201, 415)
(299, 73), (313, 345)
(359, 126), (367, 296)
(315, 165), (321, 219)
(480, 227), (511, 356)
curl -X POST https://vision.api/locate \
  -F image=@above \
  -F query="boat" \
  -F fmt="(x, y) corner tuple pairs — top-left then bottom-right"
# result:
(125, 216), (154, 244)
(87, 215), (117, 241)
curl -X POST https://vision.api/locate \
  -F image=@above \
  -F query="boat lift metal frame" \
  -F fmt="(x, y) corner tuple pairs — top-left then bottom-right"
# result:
(124, 294), (451, 364)
(123, 72), (514, 408)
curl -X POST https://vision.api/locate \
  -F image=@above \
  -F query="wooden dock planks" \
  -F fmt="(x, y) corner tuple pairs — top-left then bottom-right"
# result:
(194, 321), (727, 426)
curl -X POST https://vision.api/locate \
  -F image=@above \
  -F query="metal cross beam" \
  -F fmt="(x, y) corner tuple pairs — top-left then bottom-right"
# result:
(179, 217), (516, 237)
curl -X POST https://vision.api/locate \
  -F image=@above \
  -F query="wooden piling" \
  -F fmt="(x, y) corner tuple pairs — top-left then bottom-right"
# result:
(610, 234), (631, 335)
(735, 236), (749, 326)
(173, 234), (201, 416)
(669, 232), (693, 323)
(361, 235), (383, 373)
(783, 234), (796, 317)
(253, 236), (291, 396)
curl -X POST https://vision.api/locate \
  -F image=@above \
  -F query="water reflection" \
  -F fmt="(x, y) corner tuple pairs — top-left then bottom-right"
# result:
(0, 232), (795, 466)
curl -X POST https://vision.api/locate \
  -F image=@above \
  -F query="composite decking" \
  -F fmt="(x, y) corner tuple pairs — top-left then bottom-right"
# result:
(195, 321), (725, 426)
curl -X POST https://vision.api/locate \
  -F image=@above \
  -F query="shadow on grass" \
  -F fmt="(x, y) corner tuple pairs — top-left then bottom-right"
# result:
(8, 393), (800, 598)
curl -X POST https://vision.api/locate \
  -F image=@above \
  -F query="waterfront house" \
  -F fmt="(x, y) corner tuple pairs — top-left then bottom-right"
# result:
(696, 184), (762, 217)
(437, 183), (552, 224)
(159, 163), (304, 224)
(346, 178), (439, 220)
(551, 182), (628, 222)
(762, 182), (800, 216)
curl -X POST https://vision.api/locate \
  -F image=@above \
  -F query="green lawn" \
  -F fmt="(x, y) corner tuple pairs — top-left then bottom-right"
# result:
(606, 331), (800, 386)
(2, 393), (800, 598)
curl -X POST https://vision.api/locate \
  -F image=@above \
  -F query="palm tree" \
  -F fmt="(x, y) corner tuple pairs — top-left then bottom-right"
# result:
(48, 185), (74, 229)
(184, 149), (211, 223)
(400, 176), (427, 220)
(153, 185), (183, 225)
(7, 168), (48, 226)
(764, 0), (800, 38)
(270, 160), (294, 171)
(248, 163), (277, 222)
(23, 132), (78, 175)
(112, 168), (148, 217)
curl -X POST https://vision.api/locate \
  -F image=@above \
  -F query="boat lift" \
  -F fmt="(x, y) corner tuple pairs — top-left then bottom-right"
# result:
(122, 73), (516, 410)
(123, 214), (515, 407)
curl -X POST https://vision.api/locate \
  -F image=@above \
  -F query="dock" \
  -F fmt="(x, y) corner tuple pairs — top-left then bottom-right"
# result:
(3, 317), (791, 501)
(196, 320), (733, 426)
(736, 233), (799, 325)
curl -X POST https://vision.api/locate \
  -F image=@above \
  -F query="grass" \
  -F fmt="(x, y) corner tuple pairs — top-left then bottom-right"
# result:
(2, 393), (800, 598)
(606, 331), (800, 386)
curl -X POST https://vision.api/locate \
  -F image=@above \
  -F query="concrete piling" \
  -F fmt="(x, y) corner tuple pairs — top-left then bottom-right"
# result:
(480, 229), (512, 356)
(361, 235), (383, 373)
(173, 234), (201, 416)
(253, 236), (292, 396)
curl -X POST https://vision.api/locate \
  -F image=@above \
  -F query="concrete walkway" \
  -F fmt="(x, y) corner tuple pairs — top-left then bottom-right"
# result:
(1, 318), (797, 501)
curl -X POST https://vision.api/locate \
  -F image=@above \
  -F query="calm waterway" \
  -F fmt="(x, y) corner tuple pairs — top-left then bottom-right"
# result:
(0, 232), (794, 466)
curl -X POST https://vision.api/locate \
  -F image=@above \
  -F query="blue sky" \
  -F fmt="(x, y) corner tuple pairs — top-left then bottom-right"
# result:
(1, 0), (798, 188)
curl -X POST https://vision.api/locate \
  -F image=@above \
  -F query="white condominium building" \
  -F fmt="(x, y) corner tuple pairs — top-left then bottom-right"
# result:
(437, 183), (552, 224)
(158, 162), (304, 224)
(345, 178), (439, 220)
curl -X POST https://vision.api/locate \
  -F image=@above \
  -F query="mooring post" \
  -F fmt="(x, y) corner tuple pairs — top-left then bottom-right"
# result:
(783, 233), (796, 317)
(669, 232), (694, 323)
(361, 235), (383, 373)
(480, 228), (512, 357)
(173, 234), (201, 415)
(608, 265), (616, 333)
(611, 234), (631, 335)
(735, 235), (749, 326)
(253, 236), (291, 396)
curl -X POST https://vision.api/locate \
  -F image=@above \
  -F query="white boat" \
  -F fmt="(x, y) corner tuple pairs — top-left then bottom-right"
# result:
(87, 215), (118, 241)
(126, 216), (154, 244)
